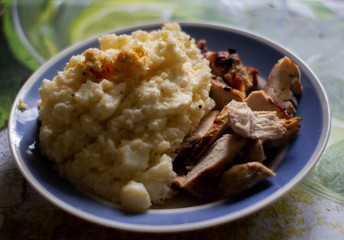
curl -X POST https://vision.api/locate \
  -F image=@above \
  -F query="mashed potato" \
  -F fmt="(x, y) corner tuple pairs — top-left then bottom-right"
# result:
(38, 23), (214, 210)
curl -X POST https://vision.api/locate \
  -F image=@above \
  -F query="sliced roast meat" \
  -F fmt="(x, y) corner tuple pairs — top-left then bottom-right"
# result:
(206, 51), (235, 79)
(226, 100), (301, 143)
(263, 116), (302, 148)
(190, 101), (234, 160)
(188, 110), (220, 143)
(206, 49), (258, 93)
(201, 43), (259, 95)
(243, 66), (259, 91)
(173, 134), (246, 200)
(226, 100), (285, 140)
(263, 57), (302, 117)
(210, 76), (244, 110)
(244, 90), (290, 119)
(239, 139), (266, 163)
(216, 162), (275, 198)
(175, 110), (219, 164)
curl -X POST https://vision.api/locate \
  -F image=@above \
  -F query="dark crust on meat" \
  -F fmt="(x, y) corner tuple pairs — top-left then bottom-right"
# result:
(196, 39), (208, 55)
(190, 104), (233, 160)
(173, 134), (247, 200)
(172, 41), (300, 203)
(198, 40), (259, 96)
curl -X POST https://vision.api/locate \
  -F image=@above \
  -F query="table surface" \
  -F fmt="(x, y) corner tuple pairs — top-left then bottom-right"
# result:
(1, 0), (344, 239)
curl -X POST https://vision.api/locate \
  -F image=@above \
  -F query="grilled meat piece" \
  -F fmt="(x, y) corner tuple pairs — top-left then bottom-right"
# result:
(175, 110), (219, 171)
(210, 77), (245, 110)
(197, 40), (259, 98)
(244, 90), (290, 119)
(205, 50), (258, 94)
(190, 101), (235, 160)
(172, 43), (304, 204)
(174, 134), (246, 200)
(239, 139), (266, 163)
(263, 57), (302, 117)
(216, 162), (275, 198)
(226, 100), (301, 143)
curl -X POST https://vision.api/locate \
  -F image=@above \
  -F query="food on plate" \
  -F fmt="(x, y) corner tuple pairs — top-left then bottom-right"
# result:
(37, 23), (303, 211)
(201, 43), (260, 110)
(216, 161), (275, 199)
(244, 90), (290, 119)
(226, 100), (301, 142)
(174, 134), (247, 200)
(18, 99), (28, 112)
(38, 23), (214, 211)
(263, 57), (302, 117)
(173, 40), (302, 200)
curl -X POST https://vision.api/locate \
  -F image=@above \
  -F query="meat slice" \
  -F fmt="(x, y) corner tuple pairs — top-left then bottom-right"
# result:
(188, 110), (220, 143)
(210, 77), (245, 110)
(226, 100), (301, 143)
(264, 116), (302, 148)
(190, 101), (234, 160)
(244, 66), (259, 90)
(175, 110), (219, 162)
(203, 47), (259, 95)
(263, 57), (302, 117)
(244, 90), (290, 119)
(239, 139), (266, 163)
(216, 162), (275, 198)
(174, 134), (246, 200)
(206, 51), (235, 79)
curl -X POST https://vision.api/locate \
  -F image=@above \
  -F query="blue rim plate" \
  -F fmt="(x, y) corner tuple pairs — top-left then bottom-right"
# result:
(8, 21), (331, 232)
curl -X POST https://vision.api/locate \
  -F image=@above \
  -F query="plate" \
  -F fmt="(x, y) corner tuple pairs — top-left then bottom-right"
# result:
(8, 21), (330, 232)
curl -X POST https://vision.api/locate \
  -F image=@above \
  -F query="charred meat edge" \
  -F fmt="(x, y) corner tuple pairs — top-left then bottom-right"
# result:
(210, 76), (245, 110)
(174, 134), (246, 200)
(172, 46), (302, 202)
(190, 101), (233, 161)
(174, 110), (219, 173)
(263, 56), (302, 117)
(198, 40), (259, 97)
(244, 90), (290, 119)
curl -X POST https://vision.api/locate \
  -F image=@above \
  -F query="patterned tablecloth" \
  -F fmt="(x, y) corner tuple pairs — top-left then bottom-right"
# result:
(1, 0), (344, 239)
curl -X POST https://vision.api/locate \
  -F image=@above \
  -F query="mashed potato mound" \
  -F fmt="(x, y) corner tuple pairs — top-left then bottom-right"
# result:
(38, 23), (214, 210)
